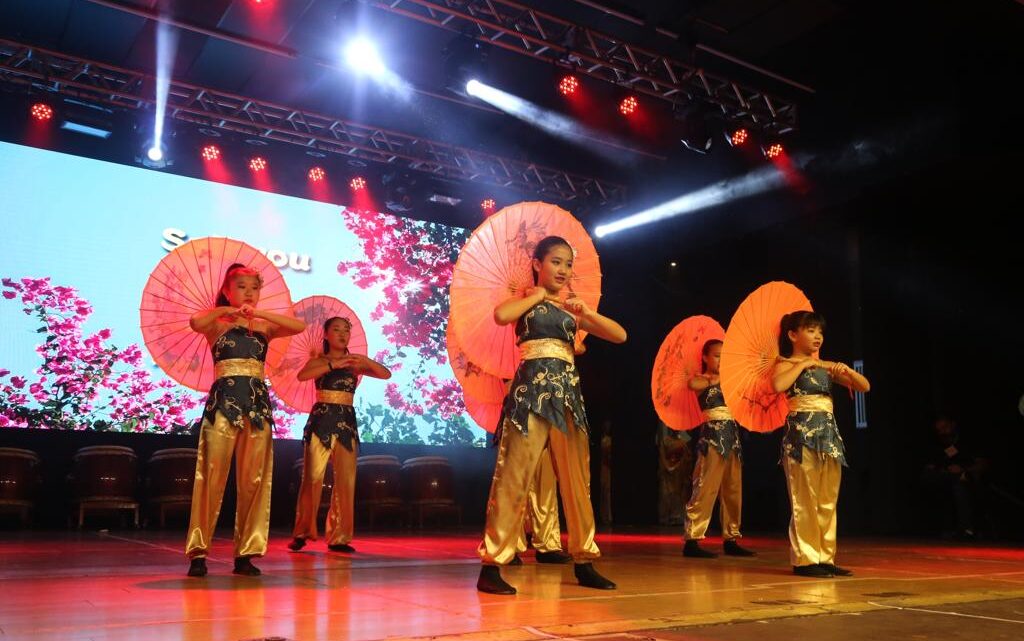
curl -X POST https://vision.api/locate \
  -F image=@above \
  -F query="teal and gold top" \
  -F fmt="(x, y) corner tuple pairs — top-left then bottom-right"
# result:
(501, 301), (589, 435)
(305, 365), (359, 451)
(781, 366), (847, 466)
(201, 326), (274, 431)
(696, 383), (741, 459)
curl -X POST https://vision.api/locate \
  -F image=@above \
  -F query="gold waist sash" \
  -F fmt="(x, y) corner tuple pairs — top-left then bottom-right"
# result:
(519, 338), (574, 364)
(214, 358), (265, 379)
(787, 394), (834, 413)
(703, 406), (734, 422)
(316, 390), (355, 406)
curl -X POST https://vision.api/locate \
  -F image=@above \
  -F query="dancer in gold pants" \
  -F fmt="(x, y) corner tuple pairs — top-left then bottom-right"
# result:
(185, 263), (305, 577)
(772, 311), (870, 578)
(513, 449), (572, 564)
(477, 236), (627, 595)
(683, 339), (754, 558)
(288, 316), (391, 553)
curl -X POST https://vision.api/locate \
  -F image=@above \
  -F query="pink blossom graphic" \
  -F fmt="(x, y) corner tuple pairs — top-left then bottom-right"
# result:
(337, 209), (482, 446)
(1, 277), (202, 433)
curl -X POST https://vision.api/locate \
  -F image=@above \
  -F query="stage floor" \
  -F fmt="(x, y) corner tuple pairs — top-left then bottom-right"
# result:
(1, 529), (1022, 641)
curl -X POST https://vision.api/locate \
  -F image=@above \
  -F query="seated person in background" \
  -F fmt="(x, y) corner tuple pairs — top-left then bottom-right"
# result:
(920, 416), (989, 540)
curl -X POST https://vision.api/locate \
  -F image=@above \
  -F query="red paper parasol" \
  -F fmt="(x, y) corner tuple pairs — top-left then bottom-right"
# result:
(651, 316), (726, 431)
(139, 236), (293, 392)
(449, 202), (601, 379)
(268, 296), (368, 413)
(719, 281), (813, 433)
(446, 321), (507, 433)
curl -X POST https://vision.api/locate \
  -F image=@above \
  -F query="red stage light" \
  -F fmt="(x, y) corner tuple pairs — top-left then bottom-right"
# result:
(765, 143), (784, 159)
(201, 145), (221, 161)
(30, 103), (53, 122)
(481, 198), (496, 213)
(729, 128), (749, 146)
(350, 176), (367, 191)
(308, 166), (326, 182)
(249, 156), (268, 172)
(558, 75), (579, 97)
(619, 96), (638, 116)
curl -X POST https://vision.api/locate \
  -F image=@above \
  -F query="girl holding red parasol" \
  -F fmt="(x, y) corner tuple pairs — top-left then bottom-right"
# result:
(683, 337), (756, 559)
(286, 313), (391, 554)
(651, 315), (752, 557)
(772, 311), (870, 578)
(476, 235), (627, 595)
(184, 262), (305, 577)
(447, 327), (570, 566)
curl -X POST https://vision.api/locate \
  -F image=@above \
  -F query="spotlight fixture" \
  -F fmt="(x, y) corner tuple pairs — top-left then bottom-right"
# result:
(675, 102), (716, 155)
(558, 75), (579, 97)
(30, 102), (54, 122)
(619, 95), (638, 116)
(201, 144), (221, 161)
(443, 35), (490, 96)
(725, 127), (749, 147)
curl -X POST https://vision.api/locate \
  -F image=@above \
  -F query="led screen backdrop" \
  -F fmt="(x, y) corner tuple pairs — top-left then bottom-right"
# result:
(0, 141), (482, 446)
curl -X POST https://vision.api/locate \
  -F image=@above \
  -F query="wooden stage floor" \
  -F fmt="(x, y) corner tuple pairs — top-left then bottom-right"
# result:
(1, 529), (1022, 640)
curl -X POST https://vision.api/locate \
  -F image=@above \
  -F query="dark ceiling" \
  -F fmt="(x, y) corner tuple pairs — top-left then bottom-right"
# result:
(0, 0), (1018, 231)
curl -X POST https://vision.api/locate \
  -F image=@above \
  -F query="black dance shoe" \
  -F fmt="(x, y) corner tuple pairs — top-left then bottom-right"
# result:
(187, 558), (207, 577)
(723, 540), (757, 557)
(535, 550), (573, 564)
(793, 564), (833, 578)
(328, 543), (356, 553)
(233, 557), (261, 576)
(574, 563), (617, 589)
(477, 565), (516, 594)
(683, 539), (718, 558)
(818, 563), (853, 576)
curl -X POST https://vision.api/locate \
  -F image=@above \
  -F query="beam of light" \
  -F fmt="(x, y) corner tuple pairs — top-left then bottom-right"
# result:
(463, 79), (642, 164)
(594, 119), (944, 238)
(153, 21), (177, 155)
(344, 38), (412, 100)
(594, 165), (788, 237)
(345, 38), (386, 76)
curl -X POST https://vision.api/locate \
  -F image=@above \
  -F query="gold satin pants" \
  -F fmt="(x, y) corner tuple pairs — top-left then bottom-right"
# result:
(783, 446), (842, 566)
(684, 448), (743, 541)
(185, 412), (273, 559)
(479, 412), (599, 565)
(291, 434), (358, 545)
(515, 448), (563, 554)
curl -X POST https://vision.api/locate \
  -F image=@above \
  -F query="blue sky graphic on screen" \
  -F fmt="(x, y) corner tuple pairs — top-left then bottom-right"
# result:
(0, 141), (483, 446)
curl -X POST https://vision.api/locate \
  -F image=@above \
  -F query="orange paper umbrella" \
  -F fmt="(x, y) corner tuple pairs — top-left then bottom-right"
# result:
(464, 394), (505, 434)
(140, 236), (293, 392)
(446, 321), (506, 433)
(719, 281), (813, 433)
(651, 316), (726, 431)
(449, 202), (601, 379)
(269, 296), (368, 413)
(446, 323), (507, 410)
